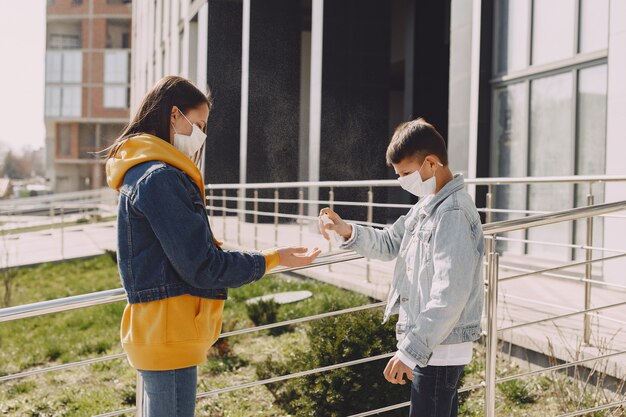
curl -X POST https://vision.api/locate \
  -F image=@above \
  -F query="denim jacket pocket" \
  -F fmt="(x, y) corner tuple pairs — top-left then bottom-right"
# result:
(417, 228), (433, 263)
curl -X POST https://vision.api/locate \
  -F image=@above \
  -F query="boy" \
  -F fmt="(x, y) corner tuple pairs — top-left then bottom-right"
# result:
(319, 118), (484, 417)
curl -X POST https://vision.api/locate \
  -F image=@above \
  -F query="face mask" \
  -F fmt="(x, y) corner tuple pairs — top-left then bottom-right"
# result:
(397, 160), (443, 197)
(172, 109), (207, 159)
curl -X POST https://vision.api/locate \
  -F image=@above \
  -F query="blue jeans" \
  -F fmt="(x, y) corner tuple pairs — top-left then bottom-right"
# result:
(409, 365), (464, 417)
(139, 366), (197, 417)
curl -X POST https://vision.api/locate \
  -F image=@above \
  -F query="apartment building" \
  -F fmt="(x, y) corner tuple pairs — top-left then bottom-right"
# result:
(44, 0), (131, 192)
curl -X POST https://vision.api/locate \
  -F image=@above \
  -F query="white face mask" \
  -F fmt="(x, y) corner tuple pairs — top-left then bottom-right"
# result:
(172, 109), (207, 159)
(397, 160), (443, 197)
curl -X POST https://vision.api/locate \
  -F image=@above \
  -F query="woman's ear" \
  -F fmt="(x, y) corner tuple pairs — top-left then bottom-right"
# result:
(170, 106), (179, 126)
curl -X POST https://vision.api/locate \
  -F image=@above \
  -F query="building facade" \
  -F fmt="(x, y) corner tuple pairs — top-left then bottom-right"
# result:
(45, 0), (131, 192)
(131, 0), (626, 284)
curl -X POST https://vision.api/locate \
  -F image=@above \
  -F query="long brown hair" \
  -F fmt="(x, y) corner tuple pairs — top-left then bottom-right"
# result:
(107, 76), (212, 159)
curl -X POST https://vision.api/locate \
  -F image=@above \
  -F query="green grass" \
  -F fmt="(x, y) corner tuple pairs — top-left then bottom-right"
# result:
(0, 255), (371, 416)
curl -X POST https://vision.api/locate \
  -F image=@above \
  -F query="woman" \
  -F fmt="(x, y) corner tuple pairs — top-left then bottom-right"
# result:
(106, 76), (320, 417)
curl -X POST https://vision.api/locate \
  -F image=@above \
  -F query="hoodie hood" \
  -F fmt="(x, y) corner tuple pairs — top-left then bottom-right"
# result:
(106, 134), (205, 199)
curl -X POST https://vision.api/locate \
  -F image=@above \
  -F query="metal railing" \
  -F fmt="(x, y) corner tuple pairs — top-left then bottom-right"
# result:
(1, 176), (626, 416)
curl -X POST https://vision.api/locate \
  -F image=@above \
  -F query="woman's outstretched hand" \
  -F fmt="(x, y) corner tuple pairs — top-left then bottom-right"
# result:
(318, 207), (353, 240)
(276, 247), (321, 268)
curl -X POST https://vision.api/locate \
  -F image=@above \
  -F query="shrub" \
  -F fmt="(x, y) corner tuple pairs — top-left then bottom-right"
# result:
(246, 298), (285, 335)
(255, 309), (410, 416)
(498, 379), (536, 405)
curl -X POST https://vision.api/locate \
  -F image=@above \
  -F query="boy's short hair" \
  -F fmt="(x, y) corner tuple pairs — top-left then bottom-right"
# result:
(385, 118), (448, 166)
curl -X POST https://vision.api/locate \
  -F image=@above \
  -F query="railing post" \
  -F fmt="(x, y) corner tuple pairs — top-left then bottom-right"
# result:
(366, 187), (374, 283)
(237, 190), (242, 247)
(298, 188), (304, 247)
(328, 187), (334, 272)
(254, 189), (259, 250)
(135, 372), (144, 417)
(485, 235), (499, 417)
(222, 190), (227, 242)
(274, 189), (279, 246)
(584, 185), (594, 345)
(486, 184), (493, 225)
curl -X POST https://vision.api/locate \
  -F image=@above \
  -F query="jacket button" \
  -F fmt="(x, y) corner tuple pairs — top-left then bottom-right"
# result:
(401, 297), (408, 303)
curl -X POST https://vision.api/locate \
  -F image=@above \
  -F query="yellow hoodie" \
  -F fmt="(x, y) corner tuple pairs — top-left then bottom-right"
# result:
(106, 134), (280, 370)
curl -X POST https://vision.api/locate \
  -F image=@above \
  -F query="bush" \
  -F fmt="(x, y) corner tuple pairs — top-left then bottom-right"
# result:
(246, 298), (285, 335)
(498, 379), (537, 405)
(255, 309), (409, 416)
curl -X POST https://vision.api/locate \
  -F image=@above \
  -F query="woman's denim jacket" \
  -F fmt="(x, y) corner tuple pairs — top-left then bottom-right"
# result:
(342, 174), (484, 367)
(117, 161), (266, 304)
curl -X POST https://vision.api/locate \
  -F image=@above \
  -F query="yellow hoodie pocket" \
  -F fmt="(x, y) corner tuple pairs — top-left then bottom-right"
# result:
(194, 298), (225, 344)
(164, 295), (203, 343)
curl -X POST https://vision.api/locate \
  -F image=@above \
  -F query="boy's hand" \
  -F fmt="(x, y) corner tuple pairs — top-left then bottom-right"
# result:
(383, 355), (414, 385)
(318, 207), (353, 240)
(276, 247), (321, 268)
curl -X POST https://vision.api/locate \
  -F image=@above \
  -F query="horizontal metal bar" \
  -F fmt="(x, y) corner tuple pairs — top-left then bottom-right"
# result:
(206, 205), (390, 228)
(554, 400), (626, 417)
(0, 302), (384, 383)
(221, 301), (386, 338)
(347, 383), (485, 417)
(211, 195), (414, 210)
(0, 251), (364, 323)
(93, 407), (136, 417)
(495, 236), (626, 254)
(499, 263), (626, 291)
(499, 253), (626, 282)
(206, 175), (626, 191)
(498, 300), (626, 332)
(502, 293), (626, 327)
(0, 288), (127, 323)
(483, 200), (626, 235)
(496, 351), (626, 385)
(195, 352), (396, 399)
(0, 353), (126, 383)
(347, 401), (411, 416)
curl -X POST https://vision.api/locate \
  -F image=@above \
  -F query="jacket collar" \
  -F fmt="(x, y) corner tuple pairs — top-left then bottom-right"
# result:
(418, 173), (465, 216)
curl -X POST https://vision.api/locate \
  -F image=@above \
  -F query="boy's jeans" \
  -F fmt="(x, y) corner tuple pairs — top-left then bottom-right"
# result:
(139, 366), (197, 417)
(409, 365), (465, 417)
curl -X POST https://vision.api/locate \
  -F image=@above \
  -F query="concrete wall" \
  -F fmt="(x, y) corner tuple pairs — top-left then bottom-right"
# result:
(603, 0), (626, 285)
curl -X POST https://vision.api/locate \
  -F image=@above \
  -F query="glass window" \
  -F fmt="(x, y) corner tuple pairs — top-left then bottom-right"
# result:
(491, 82), (527, 253)
(45, 52), (62, 83)
(62, 51), (82, 83)
(531, 0), (576, 66)
(106, 19), (130, 49)
(528, 72), (574, 260)
(494, 0), (530, 74)
(79, 124), (97, 158)
(58, 124), (72, 157)
(61, 86), (82, 117)
(104, 51), (129, 83)
(45, 86), (61, 117)
(104, 86), (128, 108)
(579, 0), (609, 53)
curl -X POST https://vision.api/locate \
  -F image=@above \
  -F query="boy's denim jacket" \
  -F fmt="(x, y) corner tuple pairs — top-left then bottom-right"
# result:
(117, 161), (266, 304)
(342, 174), (484, 367)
